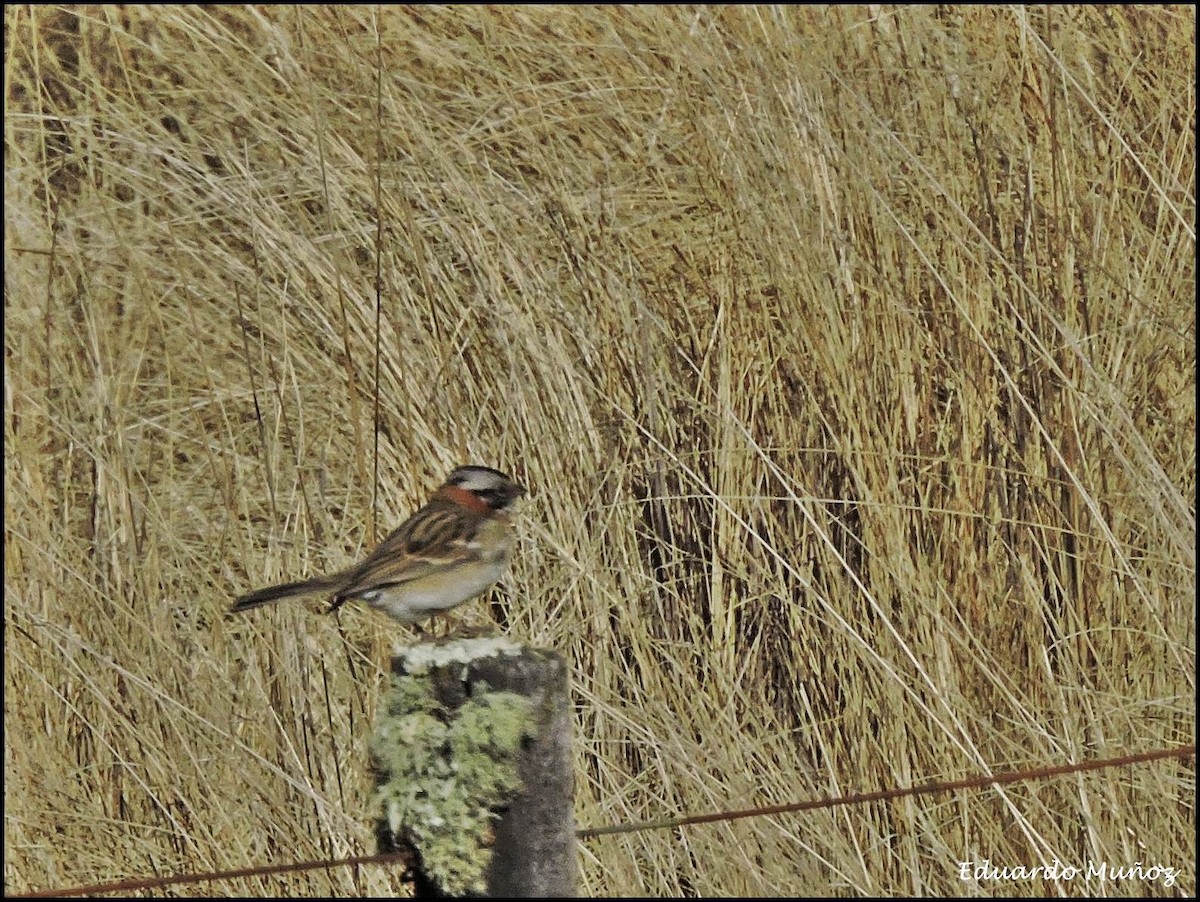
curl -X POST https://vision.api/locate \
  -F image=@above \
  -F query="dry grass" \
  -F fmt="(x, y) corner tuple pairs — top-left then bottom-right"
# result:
(4, 5), (1194, 897)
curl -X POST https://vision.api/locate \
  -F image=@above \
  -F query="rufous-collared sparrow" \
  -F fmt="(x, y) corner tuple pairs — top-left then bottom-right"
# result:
(231, 465), (525, 626)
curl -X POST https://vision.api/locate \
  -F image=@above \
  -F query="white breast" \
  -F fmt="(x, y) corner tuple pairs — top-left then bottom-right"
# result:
(359, 524), (513, 624)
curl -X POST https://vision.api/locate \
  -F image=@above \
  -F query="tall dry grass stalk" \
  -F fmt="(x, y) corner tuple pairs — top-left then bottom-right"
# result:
(5, 6), (1194, 896)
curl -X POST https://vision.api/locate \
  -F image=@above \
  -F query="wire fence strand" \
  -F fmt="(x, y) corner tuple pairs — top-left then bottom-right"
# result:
(576, 743), (1197, 838)
(7, 743), (1194, 898)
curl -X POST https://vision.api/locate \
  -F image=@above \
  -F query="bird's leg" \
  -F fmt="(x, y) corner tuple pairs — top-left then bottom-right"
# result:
(411, 614), (439, 641)
(430, 611), (448, 639)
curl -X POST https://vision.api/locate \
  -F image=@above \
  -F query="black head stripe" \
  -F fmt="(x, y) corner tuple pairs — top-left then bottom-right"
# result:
(447, 465), (513, 485)
(442, 465), (525, 508)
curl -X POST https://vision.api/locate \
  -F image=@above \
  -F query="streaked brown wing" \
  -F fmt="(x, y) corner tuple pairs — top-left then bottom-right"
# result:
(335, 501), (483, 598)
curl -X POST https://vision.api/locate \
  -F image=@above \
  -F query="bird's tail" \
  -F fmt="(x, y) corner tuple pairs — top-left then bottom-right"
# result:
(230, 576), (337, 613)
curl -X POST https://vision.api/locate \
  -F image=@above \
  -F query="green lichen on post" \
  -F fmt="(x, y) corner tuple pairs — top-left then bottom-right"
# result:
(371, 673), (537, 896)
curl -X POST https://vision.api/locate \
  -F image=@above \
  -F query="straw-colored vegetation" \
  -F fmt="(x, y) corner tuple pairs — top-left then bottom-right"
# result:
(4, 5), (1194, 897)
